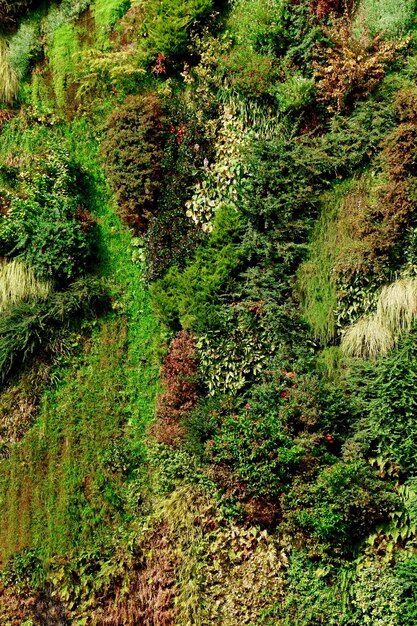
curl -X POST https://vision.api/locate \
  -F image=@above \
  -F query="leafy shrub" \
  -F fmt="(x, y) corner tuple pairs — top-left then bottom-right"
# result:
(204, 376), (317, 498)
(315, 18), (406, 111)
(0, 148), (96, 283)
(396, 556), (417, 625)
(0, 277), (107, 382)
(150, 204), (244, 331)
(145, 95), (210, 279)
(220, 47), (278, 98)
(283, 459), (398, 551)
(102, 94), (167, 231)
(8, 22), (39, 81)
(366, 328), (417, 471)
(197, 304), (272, 395)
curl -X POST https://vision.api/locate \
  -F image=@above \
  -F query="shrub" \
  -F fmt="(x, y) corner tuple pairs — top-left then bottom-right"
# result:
(366, 328), (417, 471)
(0, 148), (96, 283)
(315, 18), (406, 111)
(283, 459), (398, 551)
(102, 94), (167, 232)
(150, 204), (244, 331)
(140, 0), (214, 59)
(207, 403), (303, 498)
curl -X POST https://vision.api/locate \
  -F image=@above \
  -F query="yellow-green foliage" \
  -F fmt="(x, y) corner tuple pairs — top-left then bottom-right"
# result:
(341, 277), (417, 357)
(93, 0), (130, 29)
(48, 23), (80, 107)
(353, 0), (415, 39)
(0, 259), (52, 312)
(0, 38), (19, 103)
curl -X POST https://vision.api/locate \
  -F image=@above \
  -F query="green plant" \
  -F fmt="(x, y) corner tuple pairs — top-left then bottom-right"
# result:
(0, 147), (96, 283)
(0, 38), (19, 103)
(353, 0), (416, 40)
(139, 0), (214, 59)
(0, 277), (107, 382)
(150, 203), (244, 331)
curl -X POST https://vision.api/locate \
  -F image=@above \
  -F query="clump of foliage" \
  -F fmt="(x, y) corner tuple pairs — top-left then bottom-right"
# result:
(140, 0), (214, 59)
(152, 330), (199, 447)
(0, 277), (107, 382)
(283, 459), (398, 552)
(150, 204), (244, 330)
(315, 17), (406, 111)
(103, 93), (167, 231)
(0, 147), (96, 283)
(0, 38), (19, 103)
(0, 0), (36, 29)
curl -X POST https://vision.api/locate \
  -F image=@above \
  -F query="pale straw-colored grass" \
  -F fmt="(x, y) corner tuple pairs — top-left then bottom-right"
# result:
(0, 38), (19, 104)
(341, 277), (417, 358)
(0, 259), (52, 311)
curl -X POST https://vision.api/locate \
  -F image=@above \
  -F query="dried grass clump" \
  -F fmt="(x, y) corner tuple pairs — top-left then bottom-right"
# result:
(0, 38), (19, 104)
(0, 259), (52, 312)
(341, 277), (417, 357)
(341, 316), (394, 358)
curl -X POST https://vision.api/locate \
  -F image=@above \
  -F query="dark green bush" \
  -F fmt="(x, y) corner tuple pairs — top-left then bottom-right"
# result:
(368, 328), (417, 472)
(141, 0), (214, 58)
(102, 93), (167, 232)
(207, 403), (303, 497)
(150, 204), (244, 331)
(144, 97), (211, 280)
(283, 459), (398, 551)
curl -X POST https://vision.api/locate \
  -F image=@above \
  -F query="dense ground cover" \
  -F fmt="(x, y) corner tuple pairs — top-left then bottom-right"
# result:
(1, 0), (417, 624)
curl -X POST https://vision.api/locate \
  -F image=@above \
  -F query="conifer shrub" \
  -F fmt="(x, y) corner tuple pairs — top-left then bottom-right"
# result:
(150, 204), (244, 331)
(140, 0), (214, 59)
(102, 94), (167, 231)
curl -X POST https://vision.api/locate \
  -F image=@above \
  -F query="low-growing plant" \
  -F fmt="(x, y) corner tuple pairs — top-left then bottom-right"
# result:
(0, 38), (19, 104)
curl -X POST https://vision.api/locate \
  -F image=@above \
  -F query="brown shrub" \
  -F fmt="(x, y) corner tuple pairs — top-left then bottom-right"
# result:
(102, 93), (167, 231)
(315, 18), (406, 111)
(151, 331), (199, 447)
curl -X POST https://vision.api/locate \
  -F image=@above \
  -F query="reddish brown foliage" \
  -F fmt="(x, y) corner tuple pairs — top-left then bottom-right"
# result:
(315, 18), (406, 111)
(310, 0), (342, 19)
(87, 523), (177, 626)
(152, 331), (199, 447)
(102, 94), (167, 232)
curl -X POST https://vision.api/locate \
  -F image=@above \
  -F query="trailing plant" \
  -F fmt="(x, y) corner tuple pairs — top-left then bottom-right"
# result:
(0, 277), (107, 382)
